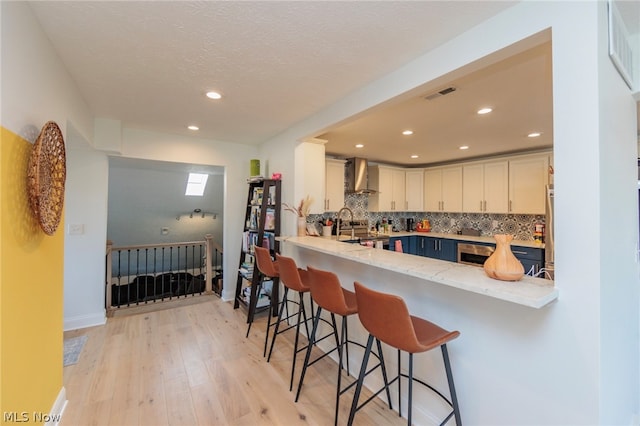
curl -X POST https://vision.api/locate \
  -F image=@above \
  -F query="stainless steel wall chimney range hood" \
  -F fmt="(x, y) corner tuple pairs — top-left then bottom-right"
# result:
(345, 157), (377, 194)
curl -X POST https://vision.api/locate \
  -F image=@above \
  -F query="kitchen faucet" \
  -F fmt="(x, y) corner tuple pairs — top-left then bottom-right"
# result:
(337, 206), (355, 240)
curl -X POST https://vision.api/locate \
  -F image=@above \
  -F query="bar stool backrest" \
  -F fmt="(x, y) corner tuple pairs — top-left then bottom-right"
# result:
(307, 266), (349, 313)
(254, 246), (278, 277)
(275, 254), (309, 292)
(354, 281), (423, 353)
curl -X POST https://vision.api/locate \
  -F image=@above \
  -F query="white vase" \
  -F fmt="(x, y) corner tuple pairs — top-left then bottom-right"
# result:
(297, 217), (307, 236)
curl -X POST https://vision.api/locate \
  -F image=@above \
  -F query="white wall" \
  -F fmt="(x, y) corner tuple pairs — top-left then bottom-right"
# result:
(0, 2), (93, 144)
(64, 125), (109, 330)
(267, 1), (640, 423)
(0, 2), (107, 331)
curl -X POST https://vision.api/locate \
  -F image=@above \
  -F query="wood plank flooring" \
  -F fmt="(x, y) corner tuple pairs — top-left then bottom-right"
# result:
(61, 296), (404, 425)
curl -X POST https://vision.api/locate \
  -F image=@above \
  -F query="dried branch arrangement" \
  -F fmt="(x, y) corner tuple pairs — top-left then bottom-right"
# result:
(283, 195), (314, 217)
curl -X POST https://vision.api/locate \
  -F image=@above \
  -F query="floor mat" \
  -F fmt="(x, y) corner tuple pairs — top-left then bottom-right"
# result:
(63, 335), (88, 367)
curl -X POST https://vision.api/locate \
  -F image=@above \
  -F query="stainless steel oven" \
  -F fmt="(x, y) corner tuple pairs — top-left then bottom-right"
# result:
(457, 243), (494, 266)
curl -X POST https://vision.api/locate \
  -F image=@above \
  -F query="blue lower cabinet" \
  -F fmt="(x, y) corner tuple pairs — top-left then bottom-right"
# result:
(415, 236), (426, 256)
(389, 236), (412, 254)
(424, 237), (457, 262)
(511, 246), (545, 276)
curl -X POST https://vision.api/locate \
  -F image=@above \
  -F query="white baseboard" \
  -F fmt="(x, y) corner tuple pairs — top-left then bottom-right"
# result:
(64, 311), (106, 331)
(46, 387), (67, 426)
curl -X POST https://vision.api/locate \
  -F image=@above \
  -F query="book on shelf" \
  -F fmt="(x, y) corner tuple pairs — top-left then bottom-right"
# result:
(249, 206), (260, 229)
(264, 208), (275, 230)
(239, 261), (254, 279)
(268, 185), (276, 205)
(241, 285), (270, 308)
(243, 231), (274, 253)
(251, 187), (264, 205)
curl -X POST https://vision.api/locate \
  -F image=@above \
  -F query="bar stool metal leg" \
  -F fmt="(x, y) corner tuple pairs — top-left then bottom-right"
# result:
(347, 334), (374, 426)
(295, 306), (323, 403)
(442, 344), (462, 426)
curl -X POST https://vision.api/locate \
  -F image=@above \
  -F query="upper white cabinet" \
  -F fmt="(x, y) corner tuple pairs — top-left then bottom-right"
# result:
(296, 141), (325, 215)
(369, 165), (406, 212)
(325, 158), (345, 212)
(508, 154), (549, 214)
(462, 160), (508, 213)
(424, 166), (462, 212)
(405, 169), (424, 211)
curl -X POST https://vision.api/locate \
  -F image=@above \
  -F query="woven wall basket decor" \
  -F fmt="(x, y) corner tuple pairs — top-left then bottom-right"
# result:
(27, 121), (67, 235)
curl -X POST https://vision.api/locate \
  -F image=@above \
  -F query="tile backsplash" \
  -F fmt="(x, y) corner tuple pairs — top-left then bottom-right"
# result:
(308, 193), (545, 241)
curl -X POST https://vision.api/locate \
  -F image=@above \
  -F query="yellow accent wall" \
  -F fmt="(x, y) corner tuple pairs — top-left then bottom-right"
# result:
(0, 126), (63, 420)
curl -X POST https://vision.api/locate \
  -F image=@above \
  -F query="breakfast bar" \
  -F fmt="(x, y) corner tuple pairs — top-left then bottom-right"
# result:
(280, 235), (560, 424)
(280, 235), (557, 308)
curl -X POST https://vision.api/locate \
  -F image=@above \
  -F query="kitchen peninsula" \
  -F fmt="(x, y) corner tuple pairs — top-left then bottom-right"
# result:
(280, 235), (559, 424)
(281, 235), (557, 308)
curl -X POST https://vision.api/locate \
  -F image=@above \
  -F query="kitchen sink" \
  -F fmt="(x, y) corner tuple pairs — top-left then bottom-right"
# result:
(338, 235), (390, 249)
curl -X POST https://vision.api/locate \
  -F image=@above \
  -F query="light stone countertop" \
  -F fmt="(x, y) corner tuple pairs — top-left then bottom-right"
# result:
(280, 235), (557, 309)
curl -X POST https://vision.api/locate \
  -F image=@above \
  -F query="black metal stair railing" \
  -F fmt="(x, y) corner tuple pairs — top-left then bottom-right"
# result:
(105, 234), (223, 312)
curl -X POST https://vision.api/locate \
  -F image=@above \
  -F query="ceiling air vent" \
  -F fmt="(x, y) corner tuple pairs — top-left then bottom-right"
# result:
(424, 86), (457, 101)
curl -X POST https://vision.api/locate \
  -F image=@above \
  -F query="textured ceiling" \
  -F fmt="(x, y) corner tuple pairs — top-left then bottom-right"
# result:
(27, 1), (638, 167)
(27, 1), (516, 145)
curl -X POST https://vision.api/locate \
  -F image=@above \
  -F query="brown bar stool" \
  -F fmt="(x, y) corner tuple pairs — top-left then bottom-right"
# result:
(295, 266), (392, 426)
(248, 246), (281, 357)
(348, 281), (462, 426)
(265, 254), (315, 391)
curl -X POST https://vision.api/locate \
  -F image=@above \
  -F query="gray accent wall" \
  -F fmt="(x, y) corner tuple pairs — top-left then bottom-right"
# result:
(107, 157), (224, 248)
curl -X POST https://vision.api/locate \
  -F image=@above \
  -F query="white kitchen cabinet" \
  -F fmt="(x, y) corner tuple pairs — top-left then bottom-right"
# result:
(368, 165), (406, 212)
(296, 141), (325, 215)
(462, 160), (508, 213)
(509, 154), (549, 214)
(405, 169), (424, 211)
(424, 166), (462, 212)
(324, 158), (345, 212)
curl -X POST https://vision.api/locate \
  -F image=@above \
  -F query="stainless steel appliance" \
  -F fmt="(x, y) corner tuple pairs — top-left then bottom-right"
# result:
(345, 158), (377, 194)
(544, 184), (554, 279)
(457, 243), (494, 266)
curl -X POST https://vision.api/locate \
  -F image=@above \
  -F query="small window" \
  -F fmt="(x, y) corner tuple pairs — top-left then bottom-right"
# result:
(185, 173), (208, 196)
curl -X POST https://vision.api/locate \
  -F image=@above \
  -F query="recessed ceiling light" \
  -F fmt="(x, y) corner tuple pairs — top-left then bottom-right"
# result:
(410, 154), (419, 159)
(477, 107), (492, 115)
(402, 130), (414, 136)
(206, 91), (222, 100)
(187, 125), (199, 131)
(527, 132), (542, 138)
(459, 145), (469, 150)
(355, 144), (364, 148)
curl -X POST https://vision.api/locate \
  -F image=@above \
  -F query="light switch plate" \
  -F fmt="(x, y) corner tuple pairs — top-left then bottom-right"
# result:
(68, 224), (84, 235)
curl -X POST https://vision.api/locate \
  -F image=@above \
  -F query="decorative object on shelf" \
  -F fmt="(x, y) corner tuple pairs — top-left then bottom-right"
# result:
(283, 195), (314, 236)
(27, 121), (66, 236)
(250, 159), (261, 177)
(176, 208), (218, 220)
(483, 234), (524, 281)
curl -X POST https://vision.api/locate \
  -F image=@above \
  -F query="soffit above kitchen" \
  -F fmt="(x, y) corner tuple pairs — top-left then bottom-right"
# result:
(319, 41), (555, 167)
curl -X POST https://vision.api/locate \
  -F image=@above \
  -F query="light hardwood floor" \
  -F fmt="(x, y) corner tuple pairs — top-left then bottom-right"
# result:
(61, 296), (404, 425)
